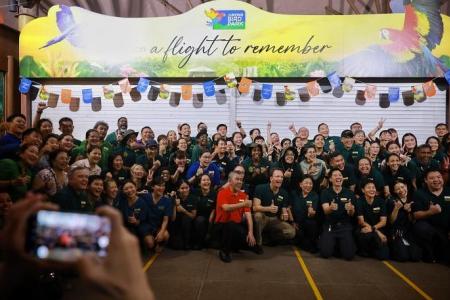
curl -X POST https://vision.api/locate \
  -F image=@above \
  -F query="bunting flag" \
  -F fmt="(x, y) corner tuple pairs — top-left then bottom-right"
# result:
(284, 85), (295, 101)
(332, 86), (344, 98)
(47, 93), (59, 108)
(159, 84), (170, 99)
(92, 97), (102, 112)
(38, 86), (49, 101)
(276, 92), (286, 106)
(203, 81), (216, 97)
(306, 80), (320, 96)
(364, 85), (377, 100)
(136, 77), (150, 93)
(113, 92), (124, 107)
(261, 84), (273, 99)
(379, 93), (390, 108)
(238, 77), (252, 94)
(342, 77), (355, 92)
(224, 73), (237, 88)
(423, 80), (436, 97)
(181, 85), (192, 100)
(355, 90), (366, 105)
(402, 90), (414, 106)
(82, 88), (93, 104)
(19, 78), (32, 93)
(148, 86), (159, 101)
(103, 85), (114, 100)
(29, 85), (40, 101)
(118, 78), (131, 93)
(445, 70), (450, 84)
(317, 77), (332, 93)
(169, 92), (181, 107)
(20, 70), (444, 112)
(388, 87), (400, 102)
(130, 87), (141, 102)
(253, 88), (262, 101)
(327, 72), (341, 89)
(215, 89), (227, 104)
(61, 89), (72, 104)
(70, 97), (80, 112)
(412, 84), (426, 102)
(298, 87), (310, 102)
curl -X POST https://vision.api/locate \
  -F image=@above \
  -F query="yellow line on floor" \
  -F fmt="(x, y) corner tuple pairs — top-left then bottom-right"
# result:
(293, 247), (324, 300)
(382, 261), (432, 300)
(143, 253), (159, 272)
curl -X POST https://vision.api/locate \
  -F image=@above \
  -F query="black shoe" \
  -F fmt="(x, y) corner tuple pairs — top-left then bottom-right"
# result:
(253, 245), (264, 255)
(219, 250), (232, 263)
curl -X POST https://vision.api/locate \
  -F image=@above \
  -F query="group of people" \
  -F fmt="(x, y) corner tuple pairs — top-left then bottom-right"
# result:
(0, 103), (449, 265)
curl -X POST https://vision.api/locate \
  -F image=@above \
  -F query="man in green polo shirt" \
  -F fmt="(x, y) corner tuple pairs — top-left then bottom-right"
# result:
(336, 130), (364, 167)
(412, 169), (450, 263)
(253, 168), (295, 254)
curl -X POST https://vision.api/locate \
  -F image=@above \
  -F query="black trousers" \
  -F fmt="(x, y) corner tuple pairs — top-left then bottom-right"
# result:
(296, 218), (319, 252)
(193, 216), (212, 247)
(356, 231), (390, 260)
(389, 230), (422, 262)
(413, 221), (449, 263)
(319, 223), (356, 260)
(169, 214), (194, 250)
(215, 222), (248, 254)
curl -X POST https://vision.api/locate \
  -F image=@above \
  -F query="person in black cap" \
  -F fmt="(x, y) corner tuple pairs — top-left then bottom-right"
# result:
(336, 130), (364, 167)
(136, 139), (167, 177)
(319, 168), (357, 260)
(355, 179), (389, 260)
(113, 129), (139, 168)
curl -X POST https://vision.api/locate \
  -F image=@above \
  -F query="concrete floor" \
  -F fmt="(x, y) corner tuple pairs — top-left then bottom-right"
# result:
(145, 246), (450, 300)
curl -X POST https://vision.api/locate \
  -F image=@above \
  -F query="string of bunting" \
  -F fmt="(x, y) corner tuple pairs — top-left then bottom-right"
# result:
(18, 70), (450, 112)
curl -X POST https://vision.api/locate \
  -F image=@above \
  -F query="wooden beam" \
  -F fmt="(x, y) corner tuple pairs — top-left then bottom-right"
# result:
(346, 0), (360, 14)
(325, 6), (343, 15)
(157, 0), (182, 14)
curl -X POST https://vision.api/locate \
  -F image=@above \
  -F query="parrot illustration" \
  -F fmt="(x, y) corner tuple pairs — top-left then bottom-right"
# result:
(40, 5), (81, 49)
(338, 0), (448, 77)
(204, 8), (225, 22)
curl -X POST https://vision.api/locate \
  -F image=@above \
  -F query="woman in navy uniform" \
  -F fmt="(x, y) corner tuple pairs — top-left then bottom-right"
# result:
(355, 179), (389, 260)
(319, 168), (357, 260)
(193, 174), (217, 249)
(290, 175), (320, 252)
(387, 180), (421, 262)
(169, 179), (197, 250)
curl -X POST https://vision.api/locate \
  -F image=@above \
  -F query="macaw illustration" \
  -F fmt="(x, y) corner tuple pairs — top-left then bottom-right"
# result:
(204, 8), (225, 24)
(338, 0), (448, 77)
(40, 5), (82, 49)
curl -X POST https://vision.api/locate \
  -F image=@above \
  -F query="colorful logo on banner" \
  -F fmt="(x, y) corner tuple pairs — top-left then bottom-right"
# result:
(205, 9), (245, 30)
(19, 0), (450, 78)
(19, 78), (32, 93)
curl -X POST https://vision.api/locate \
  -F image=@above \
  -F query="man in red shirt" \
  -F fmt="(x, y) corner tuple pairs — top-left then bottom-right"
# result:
(215, 172), (256, 262)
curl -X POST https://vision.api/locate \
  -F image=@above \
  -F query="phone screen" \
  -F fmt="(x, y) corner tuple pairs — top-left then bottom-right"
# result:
(27, 210), (111, 262)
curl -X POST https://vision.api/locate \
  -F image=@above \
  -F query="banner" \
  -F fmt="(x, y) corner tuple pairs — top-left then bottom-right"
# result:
(19, 0), (450, 78)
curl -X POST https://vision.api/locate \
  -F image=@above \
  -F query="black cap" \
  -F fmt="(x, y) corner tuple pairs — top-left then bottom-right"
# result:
(341, 130), (354, 138)
(145, 139), (158, 148)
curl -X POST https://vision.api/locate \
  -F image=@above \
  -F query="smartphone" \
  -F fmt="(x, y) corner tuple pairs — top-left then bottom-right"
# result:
(27, 210), (111, 262)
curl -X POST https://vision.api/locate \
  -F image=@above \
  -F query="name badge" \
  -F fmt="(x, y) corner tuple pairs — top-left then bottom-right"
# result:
(81, 201), (86, 206)
(306, 200), (312, 206)
(277, 195), (284, 202)
(373, 207), (380, 213)
(221, 161), (227, 165)
(340, 198), (349, 203)
(343, 177), (348, 181)
(134, 208), (141, 214)
(397, 176), (404, 180)
(207, 199), (214, 203)
(352, 151), (358, 155)
(444, 196), (450, 202)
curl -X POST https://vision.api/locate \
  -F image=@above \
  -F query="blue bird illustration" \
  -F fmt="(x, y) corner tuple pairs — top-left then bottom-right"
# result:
(40, 5), (81, 49)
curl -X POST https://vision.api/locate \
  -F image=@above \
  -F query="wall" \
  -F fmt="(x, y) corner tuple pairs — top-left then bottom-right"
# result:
(31, 81), (447, 144)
